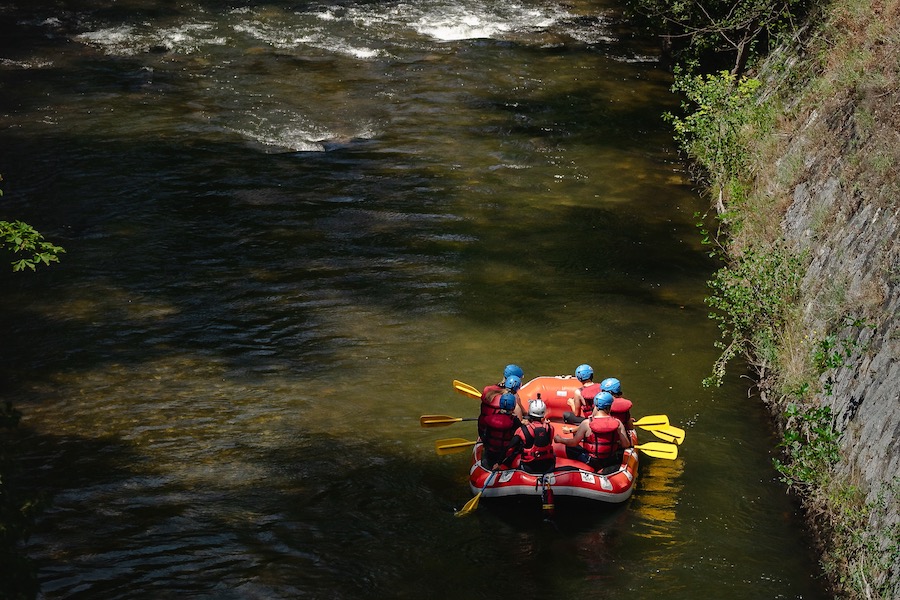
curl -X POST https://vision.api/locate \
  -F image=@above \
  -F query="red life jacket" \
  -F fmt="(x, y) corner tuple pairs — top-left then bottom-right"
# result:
(610, 397), (633, 429)
(479, 384), (505, 417)
(517, 421), (555, 463)
(581, 416), (620, 460)
(578, 383), (602, 418)
(478, 411), (517, 454)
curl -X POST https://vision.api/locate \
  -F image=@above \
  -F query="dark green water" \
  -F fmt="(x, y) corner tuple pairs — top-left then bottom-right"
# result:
(0, 0), (827, 597)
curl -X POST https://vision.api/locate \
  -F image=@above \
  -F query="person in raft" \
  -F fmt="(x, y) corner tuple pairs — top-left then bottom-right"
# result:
(479, 367), (524, 422)
(501, 363), (526, 415)
(554, 391), (632, 471)
(478, 393), (521, 469)
(498, 398), (556, 474)
(563, 363), (601, 424)
(600, 377), (635, 432)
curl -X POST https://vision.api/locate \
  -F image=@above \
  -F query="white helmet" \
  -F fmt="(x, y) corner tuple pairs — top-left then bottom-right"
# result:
(528, 399), (547, 419)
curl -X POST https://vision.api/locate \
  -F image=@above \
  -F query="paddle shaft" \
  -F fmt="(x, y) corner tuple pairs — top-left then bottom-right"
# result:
(420, 414), (479, 427)
(456, 469), (499, 517)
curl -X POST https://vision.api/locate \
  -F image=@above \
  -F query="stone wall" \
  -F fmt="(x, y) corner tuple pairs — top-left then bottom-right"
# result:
(784, 174), (899, 499)
(767, 76), (899, 595)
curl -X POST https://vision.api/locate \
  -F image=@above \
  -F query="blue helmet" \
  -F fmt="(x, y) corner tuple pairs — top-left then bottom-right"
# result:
(498, 393), (517, 412)
(594, 391), (614, 410)
(575, 364), (593, 382)
(600, 377), (621, 394)
(503, 364), (524, 379)
(503, 375), (522, 393)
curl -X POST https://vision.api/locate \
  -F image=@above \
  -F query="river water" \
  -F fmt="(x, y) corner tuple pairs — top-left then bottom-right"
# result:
(0, 0), (827, 598)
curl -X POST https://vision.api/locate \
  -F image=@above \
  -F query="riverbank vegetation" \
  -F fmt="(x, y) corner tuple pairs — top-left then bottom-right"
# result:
(0, 177), (66, 272)
(650, 0), (899, 596)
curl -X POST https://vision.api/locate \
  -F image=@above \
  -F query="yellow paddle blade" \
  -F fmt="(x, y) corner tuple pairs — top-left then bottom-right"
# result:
(435, 438), (477, 456)
(455, 469), (500, 517)
(452, 380), (481, 399)
(645, 427), (680, 445)
(455, 491), (483, 517)
(633, 414), (669, 428)
(634, 442), (679, 460)
(420, 415), (470, 427)
(648, 424), (685, 445)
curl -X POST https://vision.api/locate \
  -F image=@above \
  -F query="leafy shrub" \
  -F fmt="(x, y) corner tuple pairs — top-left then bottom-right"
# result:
(666, 69), (768, 198)
(773, 403), (840, 490)
(0, 175), (65, 272)
(0, 220), (65, 272)
(704, 244), (805, 386)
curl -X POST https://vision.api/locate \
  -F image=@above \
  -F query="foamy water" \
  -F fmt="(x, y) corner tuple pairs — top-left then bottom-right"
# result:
(64, 1), (579, 150)
(75, 22), (227, 55)
(14, 0), (630, 152)
(70, 0), (580, 56)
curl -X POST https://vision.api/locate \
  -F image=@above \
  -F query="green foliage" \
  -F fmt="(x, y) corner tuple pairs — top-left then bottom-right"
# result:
(825, 479), (900, 599)
(0, 220), (65, 272)
(771, 399), (899, 599)
(772, 403), (840, 490)
(813, 334), (847, 373)
(666, 70), (767, 195)
(0, 175), (65, 272)
(812, 317), (873, 374)
(812, 317), (873, 395)
(772, 390), (897, 599)
(703, 244), (804, 386)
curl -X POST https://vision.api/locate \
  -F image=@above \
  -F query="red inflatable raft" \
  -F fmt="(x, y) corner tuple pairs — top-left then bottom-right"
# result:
(466, 375), (639, 505)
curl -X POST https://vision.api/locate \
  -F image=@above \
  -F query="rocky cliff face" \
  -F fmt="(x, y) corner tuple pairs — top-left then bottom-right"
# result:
(750, 2), (900, 595)
(784, 174), (899, 499)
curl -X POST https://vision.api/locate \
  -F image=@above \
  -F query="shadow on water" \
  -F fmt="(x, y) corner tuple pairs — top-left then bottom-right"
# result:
(2, 426), (144, 598)
(480, 494), (632, 532)
(8, 422), (454, 597)
(9, 417), (648, 599)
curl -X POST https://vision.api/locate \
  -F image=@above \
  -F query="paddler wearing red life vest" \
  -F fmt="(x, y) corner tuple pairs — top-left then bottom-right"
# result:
(478, 392), (521, 469)
(479, 363), (525, 421)
(563, 363), (601, 424)
(554, 391), (632, 471)
(599, 377), (635, 432)
(499, 398), (556, 474)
